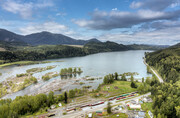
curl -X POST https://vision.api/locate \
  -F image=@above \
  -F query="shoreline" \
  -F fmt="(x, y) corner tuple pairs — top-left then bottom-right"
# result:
(0, 50), (153, 68)
(0, 60), (63, 68)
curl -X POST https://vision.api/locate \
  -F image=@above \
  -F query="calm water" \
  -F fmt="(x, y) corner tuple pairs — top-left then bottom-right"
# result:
(0, 50), (152, 99)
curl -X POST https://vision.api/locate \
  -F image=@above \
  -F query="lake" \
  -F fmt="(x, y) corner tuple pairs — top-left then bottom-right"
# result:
(0, 50), (152, 99)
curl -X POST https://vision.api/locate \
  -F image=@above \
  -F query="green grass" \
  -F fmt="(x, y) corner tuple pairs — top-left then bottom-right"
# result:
(89, 112), (128, 118)
(0, 60), (63, 68)
(20, 107), (48, 118)
(141, 102), (152, 111)
(0, 61), (40, 68)
(100, 81), (140, 97)
(0, 60), (5, 64)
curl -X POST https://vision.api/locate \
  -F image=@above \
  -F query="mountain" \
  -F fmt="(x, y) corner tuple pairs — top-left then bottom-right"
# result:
(0, 29), (101, 46)
(0, 28), (172, 50)
(23, 32), (101, 45)
(0, 29), (27, 45)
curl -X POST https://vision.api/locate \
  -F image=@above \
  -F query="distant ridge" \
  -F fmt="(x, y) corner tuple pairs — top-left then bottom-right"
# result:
(0, 28), (171, 51)
(0, 29), (101, 46)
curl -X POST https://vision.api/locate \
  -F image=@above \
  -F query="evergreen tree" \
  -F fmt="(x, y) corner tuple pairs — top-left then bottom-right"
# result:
(64, 91), (68, 104)
(107, 102), (112, 114)
(114, 72), (118, 80)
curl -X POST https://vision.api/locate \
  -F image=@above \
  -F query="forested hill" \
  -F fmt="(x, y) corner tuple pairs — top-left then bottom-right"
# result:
(128, 44), (169, 50)
(0, 41), (130, 63)
(146, 43), (180, 118)
(84, 41), (130, 54)
(145, 43), (180, 83)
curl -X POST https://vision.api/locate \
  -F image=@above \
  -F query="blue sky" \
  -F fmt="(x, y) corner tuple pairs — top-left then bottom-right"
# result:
(0, 0), (180, 45)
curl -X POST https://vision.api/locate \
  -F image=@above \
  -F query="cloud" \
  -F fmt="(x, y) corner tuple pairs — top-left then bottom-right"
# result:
(73, 9), (180, 30)
(112, 8), (118, 11)
(56, 12), (67, 16)
(98, 27), (180, 45)
(130, 0), (176, 11)
(141, 20), (180, 30)
(170, 1), (180, 8)
(19, 22), (68, 35)
(1, 0), (53, 19)
(130, 2), (143, 9)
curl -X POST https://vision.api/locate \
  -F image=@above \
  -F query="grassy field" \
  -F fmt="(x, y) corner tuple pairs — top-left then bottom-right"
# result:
(0, 47), (6, 51)
(0, 60), (63, 68)
(89, 112), (128, 118)
(100, 81), (140, 97)
(65, 45), (84, 48)
(141, 102), (152, 111)
(0, 61), (40, 67)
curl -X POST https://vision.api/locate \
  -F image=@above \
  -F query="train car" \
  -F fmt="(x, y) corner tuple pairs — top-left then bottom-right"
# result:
(92, 101), (105, 106)
(80, 104), (89, 108)
(66, 107), (76, 112)
(109, 97), (114, 101)
(122, 94), (127, 97)
(116, 97), (123, 100)
(47, 113), (55, 117)
(116, 95), (123, 98)
(96, 111), (102, 113)
(98, 101), (105, 104)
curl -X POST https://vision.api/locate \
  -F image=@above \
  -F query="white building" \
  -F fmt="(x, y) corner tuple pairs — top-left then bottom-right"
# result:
(148, 111), (153, 118)
(88, 113), (92, 118)
(127, 103), (141, 109)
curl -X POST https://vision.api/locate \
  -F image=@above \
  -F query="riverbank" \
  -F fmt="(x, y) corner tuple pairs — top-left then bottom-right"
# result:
(0, 60), (63, 68)
(0, 74), (37, 98)
(0, 51), (152, 100)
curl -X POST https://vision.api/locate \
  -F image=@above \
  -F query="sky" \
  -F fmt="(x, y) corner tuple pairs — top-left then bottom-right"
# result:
(0, 0), (180, 45)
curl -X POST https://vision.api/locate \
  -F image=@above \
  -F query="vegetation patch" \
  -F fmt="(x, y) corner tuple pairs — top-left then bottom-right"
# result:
(0, 60), (5, 64)
(42, 72), (59, 81)
(141, 102), (153, 111)
(0, 74), (37, 97)
(26, 65), (56, 73)
(0, 61), (40, 68)
(82, 85), (92, 89)
(79, 82), (85, 85)
(16, 73), (29, 77)
(119, 72), (139, 76)
(60, 67), (83, 76)
(0, 61), (61, 68)
(100, 81), (139, 97)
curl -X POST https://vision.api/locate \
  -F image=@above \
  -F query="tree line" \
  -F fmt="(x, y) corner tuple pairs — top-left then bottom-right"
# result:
(0, 88), (87, 118)
(145, 45), (180, 118)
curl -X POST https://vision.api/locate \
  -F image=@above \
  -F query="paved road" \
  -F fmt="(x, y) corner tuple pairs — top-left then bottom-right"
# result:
(54, 93), (151, 118)
(143, 59), (164, 83)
